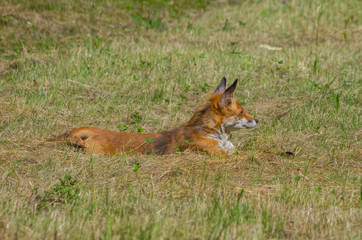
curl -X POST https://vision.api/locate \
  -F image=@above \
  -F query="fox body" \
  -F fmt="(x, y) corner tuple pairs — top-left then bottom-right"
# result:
(58, 77), (258, 155)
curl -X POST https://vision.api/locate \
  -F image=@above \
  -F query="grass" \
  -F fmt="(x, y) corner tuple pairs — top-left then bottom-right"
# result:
(0, 0), (361, 239)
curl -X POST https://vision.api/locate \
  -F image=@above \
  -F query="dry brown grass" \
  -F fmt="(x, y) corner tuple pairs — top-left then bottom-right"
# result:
(1, 0), (361, 239)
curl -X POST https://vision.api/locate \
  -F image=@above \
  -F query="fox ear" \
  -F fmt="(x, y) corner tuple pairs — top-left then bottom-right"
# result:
(214, 77), (227, 94)
(220, 79), (238, 106)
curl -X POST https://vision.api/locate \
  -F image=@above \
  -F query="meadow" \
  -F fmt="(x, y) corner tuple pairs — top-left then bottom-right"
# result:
(0, 0), (361, 239)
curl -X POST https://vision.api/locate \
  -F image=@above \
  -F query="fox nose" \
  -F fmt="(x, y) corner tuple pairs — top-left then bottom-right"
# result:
(255, 119), (259, 124)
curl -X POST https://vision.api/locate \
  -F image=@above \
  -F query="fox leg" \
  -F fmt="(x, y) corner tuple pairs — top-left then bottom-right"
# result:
(68, 128), (111, 154)
(192, 138), (227, 156)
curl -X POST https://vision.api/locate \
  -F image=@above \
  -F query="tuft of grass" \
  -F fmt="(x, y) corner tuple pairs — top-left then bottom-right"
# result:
(0, 0), (361, 239)
(33, 170), (80, 210)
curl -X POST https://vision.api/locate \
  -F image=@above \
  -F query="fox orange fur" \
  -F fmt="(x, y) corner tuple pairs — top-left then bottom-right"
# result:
(56, 77), (258, 155)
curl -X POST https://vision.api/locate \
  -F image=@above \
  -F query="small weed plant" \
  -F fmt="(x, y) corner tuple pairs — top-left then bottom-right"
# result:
(33, 171), (80, 209)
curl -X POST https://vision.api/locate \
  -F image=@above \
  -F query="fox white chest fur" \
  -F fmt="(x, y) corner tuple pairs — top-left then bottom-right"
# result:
(208, 117), (258, 153)
(208, 124), (235, 154)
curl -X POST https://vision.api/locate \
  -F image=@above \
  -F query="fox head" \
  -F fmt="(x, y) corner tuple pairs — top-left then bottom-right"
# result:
(213, 77), (258, 132)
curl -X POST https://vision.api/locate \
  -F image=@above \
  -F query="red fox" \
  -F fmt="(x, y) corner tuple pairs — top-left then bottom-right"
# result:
(56, 77), (258, 155)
